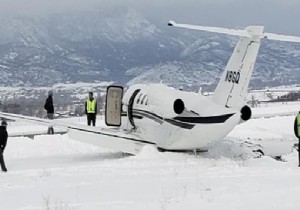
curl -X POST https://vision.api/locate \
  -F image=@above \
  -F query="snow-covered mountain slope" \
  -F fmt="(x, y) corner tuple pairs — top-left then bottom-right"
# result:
(1, 7), (300, 89)
(127, 37), (300, 91)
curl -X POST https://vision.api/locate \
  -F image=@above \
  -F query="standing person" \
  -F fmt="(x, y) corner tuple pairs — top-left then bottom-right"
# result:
(44, 90), (54, 134)
(0, 120), (8, 172)
(294, 111), (300, 167)
(85, 92), (97, 126)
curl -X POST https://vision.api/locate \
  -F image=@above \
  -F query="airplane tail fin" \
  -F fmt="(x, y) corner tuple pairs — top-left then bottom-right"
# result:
(212, 26), (263, 108)
(168, 21), (300, 108)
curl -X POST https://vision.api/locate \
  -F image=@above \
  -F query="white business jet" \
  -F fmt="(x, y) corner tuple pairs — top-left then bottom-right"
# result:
(1, 21), (300, 154)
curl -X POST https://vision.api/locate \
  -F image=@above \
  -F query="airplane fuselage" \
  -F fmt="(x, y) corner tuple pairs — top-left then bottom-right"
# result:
(121, 84), (241, 151)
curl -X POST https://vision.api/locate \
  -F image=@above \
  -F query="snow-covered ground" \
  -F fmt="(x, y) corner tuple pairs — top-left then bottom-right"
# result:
(1, 102), (300, 210)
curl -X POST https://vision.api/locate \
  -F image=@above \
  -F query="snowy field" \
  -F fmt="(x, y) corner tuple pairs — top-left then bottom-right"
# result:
(1, 102), (300, 210)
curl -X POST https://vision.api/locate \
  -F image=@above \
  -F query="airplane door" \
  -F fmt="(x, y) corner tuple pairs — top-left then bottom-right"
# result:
(127, 89), (140, 128)
(105, 86), (123, 126)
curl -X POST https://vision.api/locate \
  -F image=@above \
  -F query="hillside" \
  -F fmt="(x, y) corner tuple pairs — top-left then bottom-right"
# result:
(0, 7), (300, 90)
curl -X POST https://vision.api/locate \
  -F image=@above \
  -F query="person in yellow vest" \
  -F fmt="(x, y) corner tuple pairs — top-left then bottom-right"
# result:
(85, 92), (97, 126)
(294, 112), (300, 167)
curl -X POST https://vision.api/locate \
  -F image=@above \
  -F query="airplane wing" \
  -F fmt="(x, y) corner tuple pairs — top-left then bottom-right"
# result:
(0, 111), (148, 155)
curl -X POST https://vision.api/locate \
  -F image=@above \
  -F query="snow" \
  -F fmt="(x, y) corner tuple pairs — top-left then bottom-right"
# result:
(251, 101), (300, 117)
(1, 103), (300, 209)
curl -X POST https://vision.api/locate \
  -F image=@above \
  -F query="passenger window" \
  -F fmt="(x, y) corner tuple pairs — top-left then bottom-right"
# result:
(141, 95), (147, 105)
(136, 93), (143, 104)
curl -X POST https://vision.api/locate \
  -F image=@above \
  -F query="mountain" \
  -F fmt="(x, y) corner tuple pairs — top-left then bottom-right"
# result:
(127, 35), (300, 91)
(0, 8), (185, 86)
(0, 7), (300, 90)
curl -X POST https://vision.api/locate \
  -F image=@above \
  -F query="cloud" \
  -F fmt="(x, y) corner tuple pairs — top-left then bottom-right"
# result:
(0, 0), (299, 34)
(0, 0), (114, 15)
(0, 0), (298, 14)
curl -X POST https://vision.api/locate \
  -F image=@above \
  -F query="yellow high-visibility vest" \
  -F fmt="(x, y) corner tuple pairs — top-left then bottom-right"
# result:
(297, 114), (300, 137)
(86, 99), (96, 113)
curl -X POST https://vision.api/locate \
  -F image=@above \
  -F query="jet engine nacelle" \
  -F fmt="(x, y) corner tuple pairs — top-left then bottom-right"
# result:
(150, 97), (185, 118)
(240, 105), (252, 121)
(173, 99), (185, 115)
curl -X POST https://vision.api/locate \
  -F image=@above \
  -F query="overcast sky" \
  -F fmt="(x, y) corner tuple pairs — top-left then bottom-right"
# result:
(1, 0), (300, 34)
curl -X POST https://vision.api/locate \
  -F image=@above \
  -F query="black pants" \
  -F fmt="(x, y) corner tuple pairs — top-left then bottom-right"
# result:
(47, 113), (54, 134)
(87, 113), (96, 126)
(0, 148), (7, 172)
(47, 126), (54, 134)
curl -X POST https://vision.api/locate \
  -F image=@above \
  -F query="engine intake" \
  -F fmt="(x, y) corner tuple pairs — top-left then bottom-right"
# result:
(241, 105), (252, 121)
(173, 99), (185, 115)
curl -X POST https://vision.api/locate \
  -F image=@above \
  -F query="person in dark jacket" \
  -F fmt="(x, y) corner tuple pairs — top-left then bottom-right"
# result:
(0, 120), (8, 172)
(294, 112), (300, 167)
(44, 91), (54, 119)
(44, 91), (54, 134)
(85, 92), (97, 126)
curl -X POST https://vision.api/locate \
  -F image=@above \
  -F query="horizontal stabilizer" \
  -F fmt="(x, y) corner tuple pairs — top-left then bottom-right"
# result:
(263, 32), (300, 43)
(169, 21), (300, 43)
(168, 20), (251, 37)
(169, 20), (300, 108)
